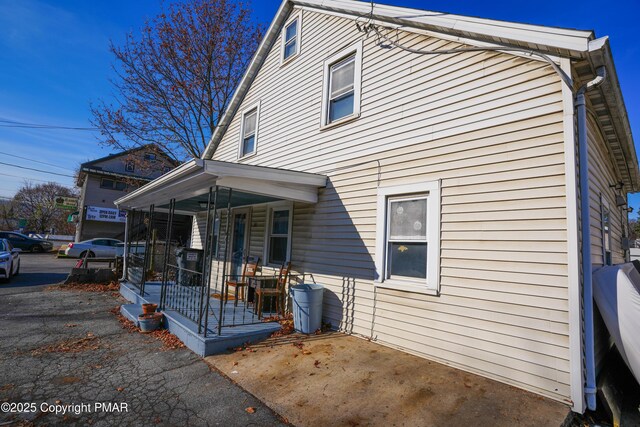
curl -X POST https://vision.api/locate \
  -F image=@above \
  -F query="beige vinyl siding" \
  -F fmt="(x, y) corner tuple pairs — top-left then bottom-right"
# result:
(586, 114), (627, 267)
(208, 9), (571, 403)
(585, 110), (625, 373)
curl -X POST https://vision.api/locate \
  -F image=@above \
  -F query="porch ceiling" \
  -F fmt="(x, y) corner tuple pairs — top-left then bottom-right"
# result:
(114, 159), (327, 211)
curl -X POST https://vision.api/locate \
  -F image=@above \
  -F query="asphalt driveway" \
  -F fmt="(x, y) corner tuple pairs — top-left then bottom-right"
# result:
(0, 254), (286, 426)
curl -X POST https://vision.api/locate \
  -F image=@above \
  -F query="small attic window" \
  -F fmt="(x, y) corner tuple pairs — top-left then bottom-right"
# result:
(281, 13), (301, 63)
(144, 153), (156, 162)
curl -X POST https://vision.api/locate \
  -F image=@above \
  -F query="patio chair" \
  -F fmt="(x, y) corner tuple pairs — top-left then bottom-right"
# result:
(255, 261), (291, 319)
(226, 256), (260, 306)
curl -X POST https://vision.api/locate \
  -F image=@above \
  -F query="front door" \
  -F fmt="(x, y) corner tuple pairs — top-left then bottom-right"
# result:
(230, 209), (250, 280)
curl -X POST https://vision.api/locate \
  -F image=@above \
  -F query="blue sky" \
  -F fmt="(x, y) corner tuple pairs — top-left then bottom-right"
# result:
(0, 0), (639, 213)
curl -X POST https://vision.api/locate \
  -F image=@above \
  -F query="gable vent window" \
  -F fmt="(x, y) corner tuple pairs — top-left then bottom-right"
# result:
(321, 41), (362, 128)
(238, 102), (260, 158)
(281, 14), (301, 62)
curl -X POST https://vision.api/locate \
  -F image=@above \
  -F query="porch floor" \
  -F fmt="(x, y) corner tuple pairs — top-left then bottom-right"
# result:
(119, 281), (281, 356)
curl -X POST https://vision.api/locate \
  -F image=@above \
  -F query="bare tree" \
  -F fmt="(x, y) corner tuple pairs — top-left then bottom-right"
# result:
(12, 182), (78, 234)
(91, 0), (263, 161)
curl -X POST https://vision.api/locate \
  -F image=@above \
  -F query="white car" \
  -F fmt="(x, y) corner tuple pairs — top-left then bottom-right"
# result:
(64, 238), (123, 258)
(0, 239), (21, 282)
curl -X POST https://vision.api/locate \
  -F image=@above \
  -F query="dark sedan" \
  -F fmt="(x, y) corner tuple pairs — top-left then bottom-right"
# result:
(0, 232), (54, 253)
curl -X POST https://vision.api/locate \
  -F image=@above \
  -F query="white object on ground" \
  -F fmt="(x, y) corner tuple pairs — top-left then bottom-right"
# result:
(593, 263), (640, 384)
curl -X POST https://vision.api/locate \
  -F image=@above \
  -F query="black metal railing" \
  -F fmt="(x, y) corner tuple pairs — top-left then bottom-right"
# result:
(126, 253), (146, 289)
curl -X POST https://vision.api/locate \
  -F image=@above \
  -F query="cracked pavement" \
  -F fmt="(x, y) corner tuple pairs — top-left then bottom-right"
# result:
(0, 254), (286, 426)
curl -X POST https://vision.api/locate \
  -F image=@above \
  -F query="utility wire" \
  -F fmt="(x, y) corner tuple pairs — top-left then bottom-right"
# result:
(0, 171), (71, 185)
(0, 117), (97, 131)
(0, 151), (75, 172)
(0, 161), (75, 178)
(358, 20), (573, 90)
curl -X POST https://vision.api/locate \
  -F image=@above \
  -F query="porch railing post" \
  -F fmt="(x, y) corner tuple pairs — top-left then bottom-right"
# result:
(122, 209), (131, 281)
(141, 204), (154, 295)
(198, 186), (214, 335)
(127, 209), (136, 283)
(218, 187), (232, 336)
(160, 198), (175, 309)
(202, 186), (218, 337)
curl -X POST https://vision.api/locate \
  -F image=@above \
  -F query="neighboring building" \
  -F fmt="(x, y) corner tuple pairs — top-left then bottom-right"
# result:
(75, 145), (177, 241)
(115, 0), (639, 415)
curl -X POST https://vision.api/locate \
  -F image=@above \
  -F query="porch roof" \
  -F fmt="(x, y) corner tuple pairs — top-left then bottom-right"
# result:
(114, 159), (327, 212)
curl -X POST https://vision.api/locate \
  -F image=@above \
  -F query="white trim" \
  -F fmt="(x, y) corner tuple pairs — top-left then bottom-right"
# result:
(560, 57), (584, 414)
(263, 201), (293, 267)
(280, 11), (302, 65)
(238, 100), (261, 159)
(320, 40), (363, 129)
(374, 180), (441, 294)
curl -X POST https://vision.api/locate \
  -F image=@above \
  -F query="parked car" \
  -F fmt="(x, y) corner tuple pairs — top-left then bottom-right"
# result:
(64, 238), (123, 258)
(0, 231), (54, 253)
(0, 239), (21, 281)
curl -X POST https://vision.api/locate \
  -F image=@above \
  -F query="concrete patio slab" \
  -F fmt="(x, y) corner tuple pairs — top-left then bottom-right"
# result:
(204, 332), (571, 426)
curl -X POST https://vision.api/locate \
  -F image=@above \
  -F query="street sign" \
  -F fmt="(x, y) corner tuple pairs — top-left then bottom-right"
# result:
(55, 196), (78, 210)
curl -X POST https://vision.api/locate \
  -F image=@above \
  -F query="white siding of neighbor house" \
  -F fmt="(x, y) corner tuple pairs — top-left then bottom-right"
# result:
(202, 9), (574, 403)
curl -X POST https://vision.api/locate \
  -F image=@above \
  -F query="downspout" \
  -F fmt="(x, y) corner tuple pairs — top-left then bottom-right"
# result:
(576, 65), (606, 411)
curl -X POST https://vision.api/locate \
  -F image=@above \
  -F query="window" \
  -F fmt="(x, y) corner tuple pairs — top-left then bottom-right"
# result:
(125, 161), (135, 172)
(375, 181), (441, 295)
(601, 196), (612, 266)
(238, 102), (260, 158)
(144, 153), (156, 162)
(281, 13), (301, 63)
(265, 206), (292, 266)
(321, 42), (362, 127)
(100, 178), (127, 191)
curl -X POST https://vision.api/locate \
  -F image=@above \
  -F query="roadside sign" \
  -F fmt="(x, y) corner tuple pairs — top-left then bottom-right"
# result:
(55, 196), (78, 210)
(18, 219), (27, 228)
(86, 206), (126, 223)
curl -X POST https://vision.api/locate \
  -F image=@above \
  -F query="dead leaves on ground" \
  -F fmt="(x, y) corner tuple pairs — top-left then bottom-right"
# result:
(245, 407), (256, 414)
(47, 281), (120, 293)
(108, 305), (184, 350)
(30, 333), (100, 356)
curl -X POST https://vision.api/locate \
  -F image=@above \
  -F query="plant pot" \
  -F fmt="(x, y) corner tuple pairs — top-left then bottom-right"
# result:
(142, 303), (158, 314)
(138, 312), (162, 333)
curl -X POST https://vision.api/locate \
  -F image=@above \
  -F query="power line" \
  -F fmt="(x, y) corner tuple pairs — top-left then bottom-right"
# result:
(0, 172), (71, 185)
(0, 161), (75, 178)
(0, 117), (98, 131)
(0, 151), (75, 172)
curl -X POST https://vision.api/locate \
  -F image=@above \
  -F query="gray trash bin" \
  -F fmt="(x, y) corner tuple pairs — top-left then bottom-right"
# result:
(290, 283), (324, 334)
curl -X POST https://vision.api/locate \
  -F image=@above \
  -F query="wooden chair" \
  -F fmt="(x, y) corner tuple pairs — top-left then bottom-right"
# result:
(255, 261), (291, 319)
(226, 256), (260, 306)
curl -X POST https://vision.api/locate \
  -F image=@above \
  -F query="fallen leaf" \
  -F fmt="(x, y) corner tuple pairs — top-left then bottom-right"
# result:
(302, 350), (312, 355)
(245, 407), (256, 414)
(233, 361), (239, 366)
(314, 360), (321, 368)
(116, 387), (124, 392)
(65, 324), (78, 328)
(55, 400), (61, 404)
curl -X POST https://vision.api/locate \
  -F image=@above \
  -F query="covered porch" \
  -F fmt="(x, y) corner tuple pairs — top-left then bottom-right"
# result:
(114, 159), (327, 354)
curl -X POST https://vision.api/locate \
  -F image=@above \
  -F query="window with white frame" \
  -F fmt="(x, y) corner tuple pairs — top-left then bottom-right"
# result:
(375, 181), (440, 294)
(321, 42), (362, 127)
(281, 14), (301, 62)
(239, 103), (260, 158)
(266, 206), (291, 265)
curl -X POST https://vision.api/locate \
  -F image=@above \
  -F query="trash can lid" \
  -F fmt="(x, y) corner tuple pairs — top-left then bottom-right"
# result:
(291, 283), (324, 292)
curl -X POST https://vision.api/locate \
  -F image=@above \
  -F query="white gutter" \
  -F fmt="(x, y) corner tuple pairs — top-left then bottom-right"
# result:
(576, 65), (607, 411)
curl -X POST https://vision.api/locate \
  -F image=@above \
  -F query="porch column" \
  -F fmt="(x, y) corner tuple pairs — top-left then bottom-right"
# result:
(199, 186), (217, 336)
(218, 187), (232, 335)
(121, 210), (131, 281)
(160, 198), (176, 309)
(141, 204), (155, 295)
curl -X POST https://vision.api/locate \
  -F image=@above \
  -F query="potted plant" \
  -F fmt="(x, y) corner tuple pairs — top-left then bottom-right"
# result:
(138, 312), (163, 333)
(142, 303), (158, 314)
